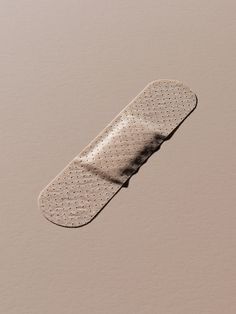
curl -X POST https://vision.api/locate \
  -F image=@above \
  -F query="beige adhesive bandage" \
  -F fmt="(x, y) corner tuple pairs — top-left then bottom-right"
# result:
(38, 80), (197, 227)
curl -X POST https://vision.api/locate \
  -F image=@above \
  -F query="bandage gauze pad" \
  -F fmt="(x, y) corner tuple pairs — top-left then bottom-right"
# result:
(38, 80), (197, 227)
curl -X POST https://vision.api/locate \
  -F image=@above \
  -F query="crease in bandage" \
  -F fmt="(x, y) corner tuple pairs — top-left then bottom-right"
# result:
(38, 80), (197, 227)
(79, 115), (165, 184)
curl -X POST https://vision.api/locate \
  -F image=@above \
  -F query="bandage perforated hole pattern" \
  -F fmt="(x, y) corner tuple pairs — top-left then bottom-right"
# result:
(38, 80), (197, 227)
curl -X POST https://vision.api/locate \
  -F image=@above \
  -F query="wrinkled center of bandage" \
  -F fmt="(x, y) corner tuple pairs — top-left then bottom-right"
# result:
(79, 115), (165, 184)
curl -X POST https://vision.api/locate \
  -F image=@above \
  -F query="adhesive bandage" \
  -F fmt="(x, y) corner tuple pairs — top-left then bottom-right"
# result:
(38, 80), (197, 227)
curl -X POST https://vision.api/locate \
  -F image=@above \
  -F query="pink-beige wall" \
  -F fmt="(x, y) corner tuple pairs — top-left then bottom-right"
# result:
(0, 1), (235, 313)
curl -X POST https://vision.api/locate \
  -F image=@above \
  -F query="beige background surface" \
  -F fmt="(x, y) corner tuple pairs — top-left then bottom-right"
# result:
(0, 1), (235, 313)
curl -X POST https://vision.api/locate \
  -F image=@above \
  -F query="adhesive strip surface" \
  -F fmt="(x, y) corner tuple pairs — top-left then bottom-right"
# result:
(38, 80), (197, 227)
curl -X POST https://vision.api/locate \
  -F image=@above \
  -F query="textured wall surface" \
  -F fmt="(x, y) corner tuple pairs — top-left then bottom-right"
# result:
(0, 1), (235, 313)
